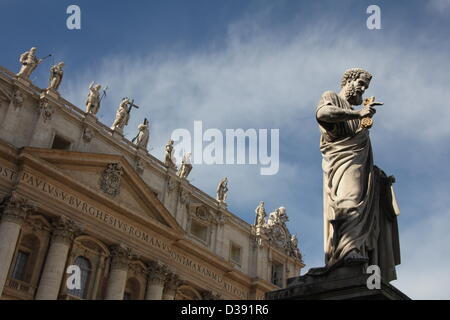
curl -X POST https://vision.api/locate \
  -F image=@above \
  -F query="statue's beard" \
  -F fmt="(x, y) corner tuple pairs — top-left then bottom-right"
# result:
(344, 85), (363, 106)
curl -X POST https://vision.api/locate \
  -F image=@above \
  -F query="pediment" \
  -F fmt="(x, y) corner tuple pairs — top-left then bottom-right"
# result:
(19, 148), (184, 234)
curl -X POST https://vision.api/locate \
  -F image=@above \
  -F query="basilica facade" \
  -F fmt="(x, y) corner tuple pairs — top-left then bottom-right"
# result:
(0, 54), (303, 300)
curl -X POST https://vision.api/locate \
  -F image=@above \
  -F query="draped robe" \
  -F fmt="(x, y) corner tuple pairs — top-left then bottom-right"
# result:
(316, 91), (401, 282)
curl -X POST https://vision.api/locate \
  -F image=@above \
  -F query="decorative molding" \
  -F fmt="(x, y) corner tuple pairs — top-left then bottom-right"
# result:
(82, 127), (94, 143)
(11, 88), (25, 108)
(201, 290), (221, 300)
(164, 272), (183, 294)
(109, 244), (133, 271)
(0, 192), (36, 225)
(135, 158), (144, 175)
(179, 188), (191, 207)
(51, 216), (80, 245)
(99, 163), (123, 197)
(39, 94), (54, 122)
(147, 261), (168, 286)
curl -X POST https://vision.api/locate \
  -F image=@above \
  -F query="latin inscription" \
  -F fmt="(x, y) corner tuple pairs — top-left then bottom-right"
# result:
(18, 170), (248, 298)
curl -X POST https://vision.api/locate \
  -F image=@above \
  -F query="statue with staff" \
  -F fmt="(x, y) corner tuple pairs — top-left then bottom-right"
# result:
(86, 82), (108, 115)
(132, 118), (150, 149)
(16, 47), (51, 80)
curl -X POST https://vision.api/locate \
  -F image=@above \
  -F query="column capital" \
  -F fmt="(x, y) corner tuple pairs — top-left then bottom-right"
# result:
(51, 216), (79, 245)
(164, 272), (183, 294)
(109, 244), (132, 271)
(201, 290), (222, 300)
(147, 261), (168, 286)
(0, 192), (36, 225)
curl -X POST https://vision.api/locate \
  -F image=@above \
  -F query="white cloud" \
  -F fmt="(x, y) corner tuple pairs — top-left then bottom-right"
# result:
(428, 0), (450, 13)
(61, 14), (450, 298)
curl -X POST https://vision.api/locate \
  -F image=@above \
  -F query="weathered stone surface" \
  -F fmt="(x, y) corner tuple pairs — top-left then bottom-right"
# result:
(266, 265), (409, 300)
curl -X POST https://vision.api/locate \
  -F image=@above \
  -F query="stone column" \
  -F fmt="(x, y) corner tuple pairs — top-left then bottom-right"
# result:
(0, 193), (35, 295)
(104, 244), (130, 300)
(35, 217), (78, 300)
(162, 272), (181, 300)
(145, 261), (167, 300)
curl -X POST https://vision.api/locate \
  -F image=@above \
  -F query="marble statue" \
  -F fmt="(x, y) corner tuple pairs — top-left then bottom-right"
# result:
(315, 68), (401, 281)
(216, 177), (228, 203)
(133, 118), (150, 149)
(85, 82), (102, 115)
(111, 98), (130, 131)
(47, 62), (64, 91)
(111, 97), (139, 132)
(266, 207), (288, 228)
(177, 152), (192, 179)
(17, 47), (42, 79)
(290, 235), (302, 260)
(164, 139), (176, 168)
(254, 201), (266, 227)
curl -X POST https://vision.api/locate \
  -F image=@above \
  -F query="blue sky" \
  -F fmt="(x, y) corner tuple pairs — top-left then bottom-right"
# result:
(1, 0), (450, 299)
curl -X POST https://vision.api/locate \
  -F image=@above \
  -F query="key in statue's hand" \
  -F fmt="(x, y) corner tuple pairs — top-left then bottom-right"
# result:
(360, 96), (383, 128)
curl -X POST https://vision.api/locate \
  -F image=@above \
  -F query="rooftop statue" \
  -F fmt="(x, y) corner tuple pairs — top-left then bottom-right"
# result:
(47, 62), (64, 92)
(132, 118), (150, 150)
(16, 47), (44, 80)
(85, 82), (103, 115)
(177, 152), (192, 179)
(111, 97), (139, 133)
(216, 177), (228, 203)
(164, 139), (176, 169)
(254, 201), (266, 228)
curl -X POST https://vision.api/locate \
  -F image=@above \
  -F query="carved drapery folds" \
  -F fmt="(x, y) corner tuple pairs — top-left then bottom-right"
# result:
(99, 163), (123, 197)
(0, 192), (36, 225)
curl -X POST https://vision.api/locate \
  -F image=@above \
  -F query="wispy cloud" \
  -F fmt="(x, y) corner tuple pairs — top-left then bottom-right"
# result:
(428, 0), (450, 13)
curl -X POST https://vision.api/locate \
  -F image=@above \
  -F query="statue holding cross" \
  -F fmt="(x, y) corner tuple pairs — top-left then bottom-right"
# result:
(111, 97), (139, 134)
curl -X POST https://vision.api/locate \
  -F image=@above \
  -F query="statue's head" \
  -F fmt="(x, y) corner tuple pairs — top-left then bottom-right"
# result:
(30, 47), (37, 54)
(340, 68), (372, 105)
(95, 84), (101, 90)
(260, 201), (264, 206)
(58, 62), (65, 68)
(168, 139), (174, 145)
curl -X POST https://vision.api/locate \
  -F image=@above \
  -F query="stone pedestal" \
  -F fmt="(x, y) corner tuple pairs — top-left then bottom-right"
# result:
(266, 265), (410, 300)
